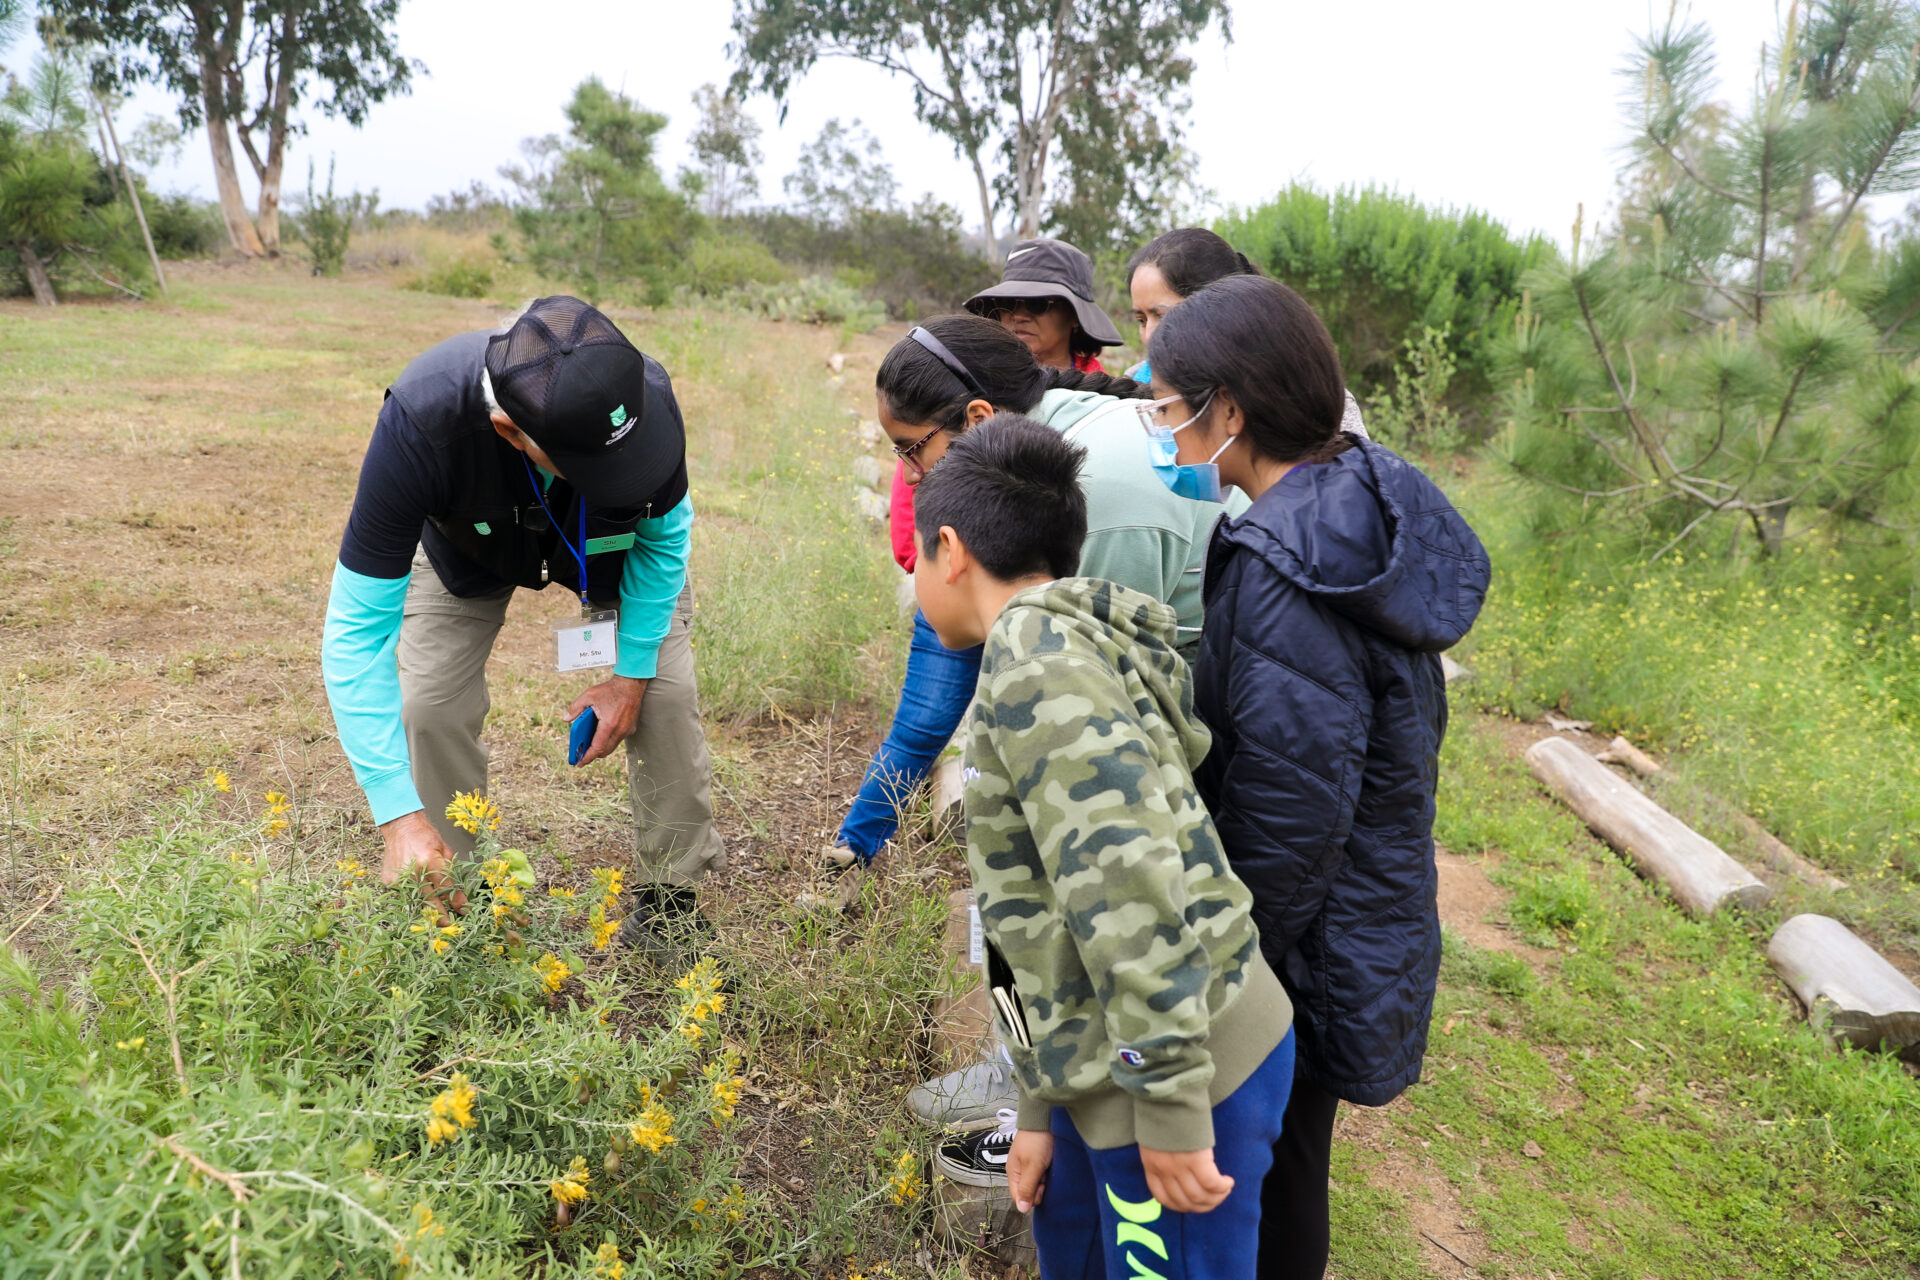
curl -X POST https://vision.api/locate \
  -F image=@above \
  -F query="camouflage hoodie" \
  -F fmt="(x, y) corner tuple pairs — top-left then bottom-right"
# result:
(964, 577), (1291, 1152)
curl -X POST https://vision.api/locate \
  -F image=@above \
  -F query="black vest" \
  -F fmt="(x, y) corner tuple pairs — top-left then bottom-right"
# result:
(387, 330), (688, 601)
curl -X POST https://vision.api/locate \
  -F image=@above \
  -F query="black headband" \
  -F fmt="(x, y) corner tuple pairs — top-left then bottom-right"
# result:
(907, 326), (987, 400)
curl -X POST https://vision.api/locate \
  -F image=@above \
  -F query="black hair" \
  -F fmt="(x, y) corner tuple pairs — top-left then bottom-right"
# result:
(913, 413), (1088, 582)
(876, 314), (1150, 437)
(1125, 228), (1262, 298)
(1150, 275), (1350, 465)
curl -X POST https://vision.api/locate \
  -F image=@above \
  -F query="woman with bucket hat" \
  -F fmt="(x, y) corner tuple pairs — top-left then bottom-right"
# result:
(964, 237), (1123, 374)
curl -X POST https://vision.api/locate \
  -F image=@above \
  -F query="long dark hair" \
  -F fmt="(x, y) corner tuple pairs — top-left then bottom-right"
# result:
(876, 314), (1151, 435)
(1150, 275), (1349, 465)
(1126, 228), (1261, 298)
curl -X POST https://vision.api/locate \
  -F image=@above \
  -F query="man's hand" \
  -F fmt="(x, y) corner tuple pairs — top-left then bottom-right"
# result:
(1140, 1145), (1233, 1214)
(1008, 1129), (1054, 1214)
(568, 675), (647, 765)
(379, 810), (468, 918)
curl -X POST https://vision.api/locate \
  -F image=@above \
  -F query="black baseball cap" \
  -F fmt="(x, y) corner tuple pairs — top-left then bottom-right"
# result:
(484, 296), (685, 510)
(964, 238), (1124, 346)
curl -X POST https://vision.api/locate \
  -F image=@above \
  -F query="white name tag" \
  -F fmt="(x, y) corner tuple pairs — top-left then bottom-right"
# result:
(555, 609), (618, 672)
(967, 892), (984, 967)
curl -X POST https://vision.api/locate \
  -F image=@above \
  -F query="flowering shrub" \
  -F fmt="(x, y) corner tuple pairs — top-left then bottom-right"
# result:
(0, 784), (822, 1277)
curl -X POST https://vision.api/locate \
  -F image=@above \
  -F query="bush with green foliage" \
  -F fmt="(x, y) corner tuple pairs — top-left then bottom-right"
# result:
(732, 199), (993, 320)
(140, 189), (225, 258)
(293, 157), (376, 278)
(405, 254), (496, 299)
(0, 784), (922, 1275)
(699, 273), (886, 333)
(1218, 183), (1554, 423)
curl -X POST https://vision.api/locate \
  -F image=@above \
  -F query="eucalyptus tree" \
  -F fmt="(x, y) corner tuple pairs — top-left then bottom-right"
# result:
(46, 0), (418, 258)
(729, 0), (1228, 259)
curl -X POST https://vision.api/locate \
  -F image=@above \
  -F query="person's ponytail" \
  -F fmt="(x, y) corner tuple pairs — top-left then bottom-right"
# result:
(1038, 366), (1155, 401)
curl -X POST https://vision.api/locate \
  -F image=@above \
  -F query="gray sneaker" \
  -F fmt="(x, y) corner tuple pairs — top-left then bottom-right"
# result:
(908, 1055), (1019, 1128)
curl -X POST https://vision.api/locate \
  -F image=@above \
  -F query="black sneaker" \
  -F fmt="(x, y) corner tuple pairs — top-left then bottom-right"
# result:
(933, 1109), (1018, 1186)
(614, 884), (714, 970)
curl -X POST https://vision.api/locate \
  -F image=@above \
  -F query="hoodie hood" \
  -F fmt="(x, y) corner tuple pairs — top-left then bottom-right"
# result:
(1213, 440), (1490, 653)
(1000, 576), (1213, 767)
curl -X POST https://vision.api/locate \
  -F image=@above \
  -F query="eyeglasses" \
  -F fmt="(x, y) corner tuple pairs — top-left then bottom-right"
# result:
(981, 297), (1063, 323)
(1133, 394), (1185, 435)
(892, 421), (946, 477)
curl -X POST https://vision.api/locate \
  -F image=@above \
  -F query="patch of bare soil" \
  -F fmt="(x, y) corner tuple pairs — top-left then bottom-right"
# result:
(1436, 845), (1554, 967)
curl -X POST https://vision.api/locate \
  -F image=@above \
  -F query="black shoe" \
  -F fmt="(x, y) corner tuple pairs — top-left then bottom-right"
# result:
(934, 1110), (1018, 1184)
(614, 884), (713, 970)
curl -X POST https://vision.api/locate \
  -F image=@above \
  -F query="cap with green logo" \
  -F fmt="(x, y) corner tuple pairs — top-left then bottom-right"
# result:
(485, 296), (685, 510)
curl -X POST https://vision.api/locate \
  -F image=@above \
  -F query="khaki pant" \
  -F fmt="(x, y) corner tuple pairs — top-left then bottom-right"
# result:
(398, 547), (727, 885)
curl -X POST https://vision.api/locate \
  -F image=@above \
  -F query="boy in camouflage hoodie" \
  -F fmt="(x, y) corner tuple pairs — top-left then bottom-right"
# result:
(912, 414), (1296, 1280)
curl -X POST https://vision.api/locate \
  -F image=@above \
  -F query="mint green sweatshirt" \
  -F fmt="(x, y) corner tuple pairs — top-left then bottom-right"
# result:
(1026, 388), (1248, 651)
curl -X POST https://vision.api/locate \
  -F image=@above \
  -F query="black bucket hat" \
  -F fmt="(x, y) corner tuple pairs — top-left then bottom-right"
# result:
(964, 238), (1123, 347)
(484, 296), (685, 510)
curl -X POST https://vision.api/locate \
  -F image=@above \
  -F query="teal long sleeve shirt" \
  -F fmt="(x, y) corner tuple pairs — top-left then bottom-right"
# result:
(322, 495), (693, 825)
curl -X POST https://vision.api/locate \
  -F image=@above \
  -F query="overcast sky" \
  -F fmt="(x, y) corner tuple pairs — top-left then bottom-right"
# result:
(85, 1), (1796, 248)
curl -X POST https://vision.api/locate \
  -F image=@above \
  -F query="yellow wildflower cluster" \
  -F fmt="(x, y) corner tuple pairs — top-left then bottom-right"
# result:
(674, 959), (726, 1042)
(411, 906), (463, 956)
(628, 1090), (676, 1154)
(335, 857), (369, 880)
(703, 1054), (743, 1127)
(262, 791), (291, 836)
(888, 1149), (925, 1204)
(204, 767), (231, 793)
(482, 857), (526, 922)
(550, 1155), (590, 1205)
(689, 1185), (746, 1231)
(424, 1073), (478, 1147)
(393, 1203), (445, 1271)
(547, 886), (578, 899)
(534, 952), (572, 993)
(445, 790), (501, 836)
(592, 1241), (625, 1280)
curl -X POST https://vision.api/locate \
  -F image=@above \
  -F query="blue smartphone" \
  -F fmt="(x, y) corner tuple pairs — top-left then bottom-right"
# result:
(568, 708), (598, 766)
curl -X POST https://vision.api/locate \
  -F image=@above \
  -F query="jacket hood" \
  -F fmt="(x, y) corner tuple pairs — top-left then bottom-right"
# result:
(1217, 440), (1490, 652)
(1006, 576), (1212, 765)
(1029, 386), (1123, 436)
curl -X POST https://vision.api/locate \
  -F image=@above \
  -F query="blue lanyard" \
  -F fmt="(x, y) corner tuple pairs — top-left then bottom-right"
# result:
(522, 456), (590, 610)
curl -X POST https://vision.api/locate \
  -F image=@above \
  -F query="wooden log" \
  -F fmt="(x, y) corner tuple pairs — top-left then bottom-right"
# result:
(1767, 914), (1920, 1061)
(1595, 736), (1847, 891)
(1524, 736), (1770, 917)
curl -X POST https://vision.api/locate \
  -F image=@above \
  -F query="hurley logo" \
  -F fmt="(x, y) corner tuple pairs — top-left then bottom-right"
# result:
(606, 403), (636, 445)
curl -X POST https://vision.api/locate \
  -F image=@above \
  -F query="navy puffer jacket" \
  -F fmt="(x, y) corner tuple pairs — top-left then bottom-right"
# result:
(1193, 438), (1490, 1107)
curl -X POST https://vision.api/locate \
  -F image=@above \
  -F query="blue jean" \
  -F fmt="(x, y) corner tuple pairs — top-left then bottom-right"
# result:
(1033, 1031), (1295, 1280)
(836, 610), (984, 860)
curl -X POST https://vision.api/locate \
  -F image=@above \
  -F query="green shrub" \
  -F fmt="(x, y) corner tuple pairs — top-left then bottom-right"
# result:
(702, 274), (886, 333)
(1509, 871), (1594, 942)
(675, 232), (792, 296)
(1218, 183), (1554, 427)
(293, 157), (374, 278)
(406, 254), (496, 299)
(730, 200), (993, 320)
(0, 786), (919, 1275)
(141, 190), (226, 258)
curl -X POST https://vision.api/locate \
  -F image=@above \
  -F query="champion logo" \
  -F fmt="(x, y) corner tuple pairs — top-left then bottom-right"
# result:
(606, 403), (635, 445)
(1117, 1048), (1146, 1068)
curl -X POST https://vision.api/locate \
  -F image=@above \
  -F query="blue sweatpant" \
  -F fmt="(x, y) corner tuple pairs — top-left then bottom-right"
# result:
(1033, 1031), (1295, 1280)
(835, 610), (983, 860)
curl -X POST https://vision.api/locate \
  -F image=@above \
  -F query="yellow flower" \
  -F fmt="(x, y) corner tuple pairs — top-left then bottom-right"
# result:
(889, 1149), (925, 1204)
(534, 953), (571, 993)
(425, 1072), (478, 1141)
(628, 1098), (676, 1154)
(593, 1241), (625, 1280)
(204, 767), (231, 793)
(445, 790), (501, 836)
(550, 1155), (590, 1205)
(547, 886), (577, 899)
(589, 905), (617, 951)
(115, 1036), (146, 1051)
(704, 1056), (743, 1126)
(335, 858), (368, 880)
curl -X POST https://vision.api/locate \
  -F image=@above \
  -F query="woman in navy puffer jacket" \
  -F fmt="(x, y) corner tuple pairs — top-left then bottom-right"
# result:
(1141, 275), (1491, 1280)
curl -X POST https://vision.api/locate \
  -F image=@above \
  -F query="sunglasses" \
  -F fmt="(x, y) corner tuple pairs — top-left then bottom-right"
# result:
(981, 297), (1065, 323)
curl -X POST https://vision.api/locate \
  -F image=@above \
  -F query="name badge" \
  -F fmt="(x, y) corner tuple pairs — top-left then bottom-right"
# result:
(555, 609), (618, 672)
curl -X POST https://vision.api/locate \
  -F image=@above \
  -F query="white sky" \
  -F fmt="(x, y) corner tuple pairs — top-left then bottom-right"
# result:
(85, 0), (1794, 248)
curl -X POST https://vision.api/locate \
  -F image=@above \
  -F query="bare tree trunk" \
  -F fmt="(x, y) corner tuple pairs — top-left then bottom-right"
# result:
(96, 93), (169, 301)
(1750, 504), (1789, 556)
(16, 241), (57, 306)
(199, 49), (265, 258)
(970, 152), (999, 262)
(249, 5), (300, 257)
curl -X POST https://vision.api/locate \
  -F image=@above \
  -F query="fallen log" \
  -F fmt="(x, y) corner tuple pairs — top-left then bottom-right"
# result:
(1525, 736), (1770, 917)
(1595, 736), (1847, 891)
(1767, 914), (1920, 1061)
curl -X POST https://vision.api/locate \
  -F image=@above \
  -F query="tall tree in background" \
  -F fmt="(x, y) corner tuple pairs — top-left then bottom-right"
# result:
(1506, 1), (1920, 558)
(46, 0), (418, 258)
(729, 0), (1228, 259)
(686, 82), (762, 218)
(782, 117), (896, 222)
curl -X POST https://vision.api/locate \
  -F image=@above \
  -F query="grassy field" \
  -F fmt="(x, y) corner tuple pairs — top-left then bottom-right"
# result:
(1, 266), (1916, 1278)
